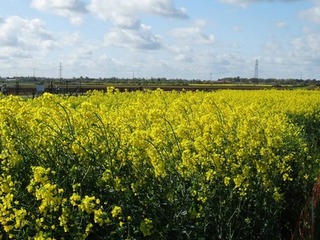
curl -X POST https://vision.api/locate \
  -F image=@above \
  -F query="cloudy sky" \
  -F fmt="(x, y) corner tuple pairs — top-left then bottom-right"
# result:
(0, 0), (319, 80)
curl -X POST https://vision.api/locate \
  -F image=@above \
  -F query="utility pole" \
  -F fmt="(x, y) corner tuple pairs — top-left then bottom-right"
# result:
(254, 59), (259, 79)
(59, 62), (62, 81)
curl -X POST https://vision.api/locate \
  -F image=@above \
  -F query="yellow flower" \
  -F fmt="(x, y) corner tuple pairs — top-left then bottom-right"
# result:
(224, 177), (231, 186)
(70, 193), (81, 206)
(140, 218), (153, 237)
(79, 195), (96, 214)
(111, 205), (122, 218)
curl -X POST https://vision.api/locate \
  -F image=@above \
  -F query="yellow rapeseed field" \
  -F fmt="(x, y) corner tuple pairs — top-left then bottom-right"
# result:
(0, 88), (319, 239)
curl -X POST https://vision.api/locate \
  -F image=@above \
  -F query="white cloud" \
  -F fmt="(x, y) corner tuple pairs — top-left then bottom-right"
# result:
(164, 20), (216, 70)
(233, 25), (243, 32)
(112, 16), (141, 30)
(220, 0), (302, 7)
(219, 0), (252, 7)
(255, 32), (320, 78)
(0, 16), (56, 52)
(263, 41), (284, 53)
(0, 16), (59, 76)
(299, 6), (320, 24)
(88, 0), (187, 51)
(31, 0), (88, 25)
(168, 45), (194, 62)
(88, 0), (187, 21)
(261, 41), (287, 69)
(170, 21), (215, 45)
(105, 24), (162, 50)
(275, 21), (288, 28)
(171, 27), (215, 45)
(292, 33), (320, 53)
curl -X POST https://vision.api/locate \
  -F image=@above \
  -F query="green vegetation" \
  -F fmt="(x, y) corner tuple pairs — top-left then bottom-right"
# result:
(1, 76), (319, 97)
(0, 90), (320, 239)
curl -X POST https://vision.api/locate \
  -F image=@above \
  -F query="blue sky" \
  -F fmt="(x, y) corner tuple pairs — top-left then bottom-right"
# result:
(0, 0), (319, 80)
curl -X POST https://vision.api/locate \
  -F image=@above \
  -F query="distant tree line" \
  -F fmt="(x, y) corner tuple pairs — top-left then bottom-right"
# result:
(217, 76), (319, 86)
(1, 75), (319, 87)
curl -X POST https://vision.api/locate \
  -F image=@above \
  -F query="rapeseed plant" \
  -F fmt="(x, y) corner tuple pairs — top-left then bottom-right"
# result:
(0, 89), (319, 239)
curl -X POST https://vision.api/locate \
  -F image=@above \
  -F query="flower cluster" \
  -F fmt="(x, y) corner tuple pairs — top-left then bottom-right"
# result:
(0, 89), (319, 239)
